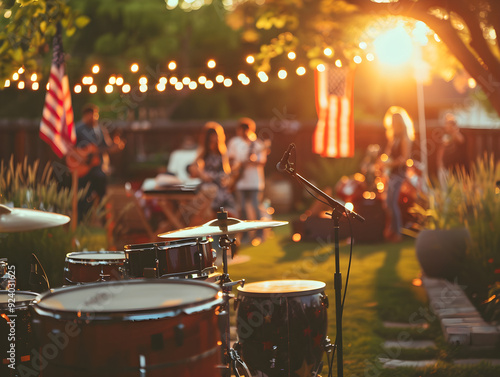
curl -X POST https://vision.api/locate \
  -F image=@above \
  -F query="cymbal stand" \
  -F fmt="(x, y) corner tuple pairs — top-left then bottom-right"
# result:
(215, 209), (249, 377)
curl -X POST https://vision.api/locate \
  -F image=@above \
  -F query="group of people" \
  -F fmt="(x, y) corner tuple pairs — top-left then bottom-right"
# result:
(166, 118), (268, 242)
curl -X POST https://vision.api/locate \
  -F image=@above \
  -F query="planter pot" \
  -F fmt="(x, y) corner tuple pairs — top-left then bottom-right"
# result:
(415, 228), (470, 280)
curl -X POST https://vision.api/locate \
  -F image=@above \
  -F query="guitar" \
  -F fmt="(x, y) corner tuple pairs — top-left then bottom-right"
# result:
(228, 141), (256, 192)
(66, 136), (125, 178)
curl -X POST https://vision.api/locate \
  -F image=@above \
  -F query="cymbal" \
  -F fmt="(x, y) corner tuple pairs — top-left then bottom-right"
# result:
(0, 204), (71, 233)
(158, 217), (288, 239)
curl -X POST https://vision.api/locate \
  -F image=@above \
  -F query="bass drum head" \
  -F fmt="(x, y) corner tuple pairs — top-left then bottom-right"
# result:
(35, 279), (221, 319)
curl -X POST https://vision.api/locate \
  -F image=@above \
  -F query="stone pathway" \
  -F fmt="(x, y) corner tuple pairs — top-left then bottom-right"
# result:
(378, 277), (500, 370)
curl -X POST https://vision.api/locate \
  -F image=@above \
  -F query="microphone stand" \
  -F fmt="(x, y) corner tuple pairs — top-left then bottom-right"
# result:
(281, 159), (364, 377)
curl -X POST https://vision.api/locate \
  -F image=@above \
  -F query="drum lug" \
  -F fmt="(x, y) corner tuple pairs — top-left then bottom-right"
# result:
(174, 323), (185, 347)
(321, 293), (329, 308)
(233, 296), (239, 310)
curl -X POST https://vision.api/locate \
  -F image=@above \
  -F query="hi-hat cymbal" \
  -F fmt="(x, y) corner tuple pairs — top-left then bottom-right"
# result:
(158, 217), (288, 239)
(0, 204), (71, 233)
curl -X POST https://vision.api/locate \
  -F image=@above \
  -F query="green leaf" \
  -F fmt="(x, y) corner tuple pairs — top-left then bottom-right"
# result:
(75, 16), (90, 29)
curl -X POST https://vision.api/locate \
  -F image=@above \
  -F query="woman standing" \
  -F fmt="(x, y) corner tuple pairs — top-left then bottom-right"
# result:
(195, 122), (237, 216)
(382, 106), (415, 242)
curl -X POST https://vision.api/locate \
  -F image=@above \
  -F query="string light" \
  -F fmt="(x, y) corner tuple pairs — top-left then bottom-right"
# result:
(335, 59), (343, 68)
(246, 55), (255, 64)
(159, 77), (168, 85)
(139, 76), (148, 85)
(4, 80), (10, 87)
(156, 83), (166, 92)
(359, 42), (368, 49)
(205, 80), (214, 89)
(215, 75), (224, 83)
(366, 53), (375, 61)
(46, 83), (50, 90)
(130, 63), (139, 73)
(316, 64), (325, 72)
(30, 73), (37, 81)
(257, 71), (268, 82)
(32, 82), (39, 90)
(92, 64), (100, 74)
(18, 67), (24, 74)
(182, 76), (191, 85)
(122, 84), (131, 93)
(12, 72), (19, 81)
(189, 81), (197, 90)
(82, 76), (93, 85)
(17, 81), (25, 89)
(207, 59), (216, 69)
(169, 77), (178, 85)
(175, 82), (183, 90)
(296, 66), (306, 76)
(287, 51), (296, 61)
(323, 47), (333, 57)
(241, 77), (250, 85)
(115, 77), (124, 86)
(109, 76), (116, 85)
(223, 78), (232, 87)
(74, 84), (82, 93)
(198, 75), (207, 84)
(354, 55), (362, 64)
(278, 69), (287, 79)
(105, 84), (113, 93)
(139, 84), (148, 93)
(168, 61), (177, 70)
(89, 84), (97, 93)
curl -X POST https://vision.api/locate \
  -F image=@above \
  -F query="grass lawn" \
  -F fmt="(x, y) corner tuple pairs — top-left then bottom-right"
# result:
(226, 217), (500, 377)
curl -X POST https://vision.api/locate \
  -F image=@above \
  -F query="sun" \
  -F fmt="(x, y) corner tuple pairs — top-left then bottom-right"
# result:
(374, 25), (413, 67)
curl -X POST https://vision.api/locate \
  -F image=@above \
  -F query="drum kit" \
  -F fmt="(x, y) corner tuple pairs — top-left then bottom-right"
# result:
(0, 205), (334, 377)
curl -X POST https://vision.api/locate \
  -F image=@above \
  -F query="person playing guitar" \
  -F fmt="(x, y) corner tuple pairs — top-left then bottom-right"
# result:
(69, 104), (125, 221)
(227, 118), (268, 244)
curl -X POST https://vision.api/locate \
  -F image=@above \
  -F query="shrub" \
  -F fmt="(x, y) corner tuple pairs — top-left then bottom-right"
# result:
(0, 156), (105, 289)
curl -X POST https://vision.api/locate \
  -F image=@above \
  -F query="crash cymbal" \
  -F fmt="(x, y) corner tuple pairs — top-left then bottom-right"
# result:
(158, 217), (288, 239)
(0, 204), (70, 233)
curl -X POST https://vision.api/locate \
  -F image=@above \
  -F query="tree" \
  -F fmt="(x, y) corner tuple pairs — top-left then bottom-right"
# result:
(227, 0), (500, 117)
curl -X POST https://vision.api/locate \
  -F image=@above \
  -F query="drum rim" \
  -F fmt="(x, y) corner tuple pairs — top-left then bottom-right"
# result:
(237, 279), (326, 297)
(0, 290), (39, 308)
(32, 279), (222, 321)
(124, 237), (210, 252)
(65, 251), (126, 264)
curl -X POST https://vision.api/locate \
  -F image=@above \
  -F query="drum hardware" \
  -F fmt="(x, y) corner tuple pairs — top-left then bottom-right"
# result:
(278, 144), (365, 377)
(0, 258), (13, 290)
(29, 253), (50, 294)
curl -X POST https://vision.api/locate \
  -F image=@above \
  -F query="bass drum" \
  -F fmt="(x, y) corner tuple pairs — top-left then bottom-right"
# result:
(0, 290), (39, 377)
(32, 279), (224, 377)
(124, 238), (216, 279)
(63, 251), (126, 285)
(236, 280), (328, 377)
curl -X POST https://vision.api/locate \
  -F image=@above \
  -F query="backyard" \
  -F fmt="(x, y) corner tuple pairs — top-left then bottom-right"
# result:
(226, 218), (500, 377)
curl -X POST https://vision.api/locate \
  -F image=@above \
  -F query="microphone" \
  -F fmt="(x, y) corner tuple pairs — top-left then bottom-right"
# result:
(276, 143), (295, 172)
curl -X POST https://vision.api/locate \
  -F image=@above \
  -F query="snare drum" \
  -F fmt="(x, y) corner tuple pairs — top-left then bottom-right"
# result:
(1, 291), (39, 376)
(63, 251), (126, 285)
(124, 238), (217, 279)
(32, 279), (224, 377)
(236, 280), (328, 376)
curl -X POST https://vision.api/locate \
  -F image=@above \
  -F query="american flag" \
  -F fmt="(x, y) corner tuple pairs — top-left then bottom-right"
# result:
(39, 24), (75, 158)
(313, 65), (355, 158)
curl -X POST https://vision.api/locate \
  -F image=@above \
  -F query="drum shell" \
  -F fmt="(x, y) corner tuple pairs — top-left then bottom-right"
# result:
(63, 252), (126, 285)
(124, 239), (216, 278)
(31, 280), (223, 377)
(0, 291), (39, 376)
(236, 282), (328, 377)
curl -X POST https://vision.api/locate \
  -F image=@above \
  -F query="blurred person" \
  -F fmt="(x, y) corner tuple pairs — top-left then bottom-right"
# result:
(166, 135), (201, 186)
(436, 113), (466, 187)
(73, 104), (124, 220)
(227, 118), (267, 243)
(382, 106), (415, 242)
(195, 122), (236, 216)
